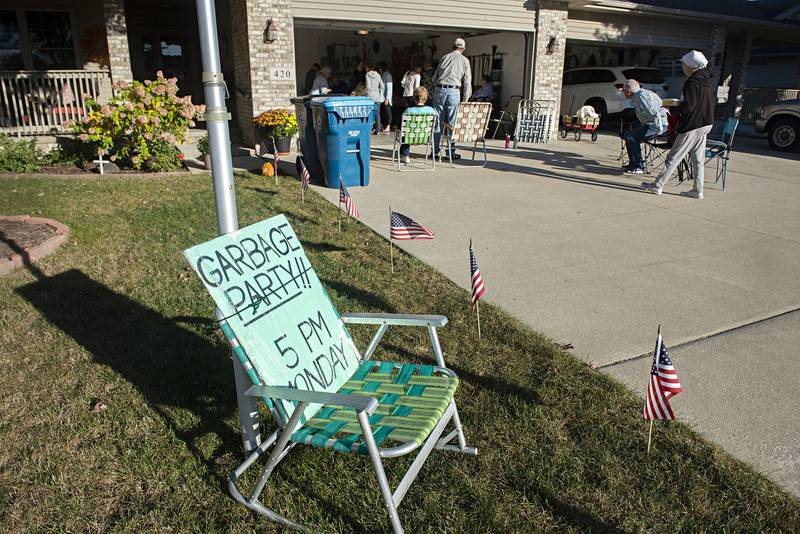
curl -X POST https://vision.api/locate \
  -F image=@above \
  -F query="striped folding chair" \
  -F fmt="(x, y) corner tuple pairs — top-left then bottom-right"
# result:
(441, 101), (493, 168)
(391, 108), (437, 171)
(183, 214), (476, 534)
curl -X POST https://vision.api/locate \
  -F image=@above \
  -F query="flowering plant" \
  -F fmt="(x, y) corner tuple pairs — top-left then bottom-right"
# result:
(70, 71), (204, 170)
(253, 109), (298, 139)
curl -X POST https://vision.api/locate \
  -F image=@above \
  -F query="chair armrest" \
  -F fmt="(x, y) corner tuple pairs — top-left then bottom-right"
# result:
(706, 139), (726, 149)
(341, 312), (447, 328)
(245, 385), (379, 414)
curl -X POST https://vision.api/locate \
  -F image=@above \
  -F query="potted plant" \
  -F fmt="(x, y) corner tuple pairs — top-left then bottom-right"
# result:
(254, 109), (298, 155)
(197, 134), (211, 169)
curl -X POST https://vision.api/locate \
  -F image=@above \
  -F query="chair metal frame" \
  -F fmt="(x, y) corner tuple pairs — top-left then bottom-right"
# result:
(441, 101), (492, 168)
(704, 117), (739, 191)
(225, 312), (477, 534)
(391, 112), (438, 172)
(488, 94), (523, 139)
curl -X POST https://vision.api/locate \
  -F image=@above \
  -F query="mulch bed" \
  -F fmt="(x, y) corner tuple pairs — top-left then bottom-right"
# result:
(0, 219), (57, 258)
(0, 215), (69, 275)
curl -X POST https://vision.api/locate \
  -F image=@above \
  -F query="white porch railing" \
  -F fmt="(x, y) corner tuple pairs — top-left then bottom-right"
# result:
(0, 70), (113, 136)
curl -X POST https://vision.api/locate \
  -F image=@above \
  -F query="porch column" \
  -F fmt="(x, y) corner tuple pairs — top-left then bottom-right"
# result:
(103, 0), (133, 83)
(230, 0), (297, 146)
(707, 26), (727, 91)
(723, 32), (754, 118)
(528, 0), (569, 138)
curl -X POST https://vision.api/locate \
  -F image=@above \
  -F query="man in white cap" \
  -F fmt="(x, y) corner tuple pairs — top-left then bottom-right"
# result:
(432, 37), (472, 160)
(642, 50), (715, 199)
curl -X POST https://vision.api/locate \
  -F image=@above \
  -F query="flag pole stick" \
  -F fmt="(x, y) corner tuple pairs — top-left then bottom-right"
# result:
(647, 324), (661, 455)
(476, 300), (482, 339)
(389, 205), (394, 274)
(272, 138), (278, 187)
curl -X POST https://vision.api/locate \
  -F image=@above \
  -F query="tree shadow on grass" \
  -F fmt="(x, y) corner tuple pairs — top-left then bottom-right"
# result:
(15, 268), (242, 490)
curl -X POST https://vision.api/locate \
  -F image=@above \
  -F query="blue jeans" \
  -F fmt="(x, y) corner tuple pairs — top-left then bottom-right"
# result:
(432, 87), (460, 155)
(624, 123), (658, 169)
(372, 102), (381, 134)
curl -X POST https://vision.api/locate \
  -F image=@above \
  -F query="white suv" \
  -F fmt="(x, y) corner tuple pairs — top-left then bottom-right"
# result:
(560, 67), (669, 118)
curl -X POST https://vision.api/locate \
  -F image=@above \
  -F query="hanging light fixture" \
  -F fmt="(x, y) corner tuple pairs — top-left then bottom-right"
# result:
(264, 19), (278, 44)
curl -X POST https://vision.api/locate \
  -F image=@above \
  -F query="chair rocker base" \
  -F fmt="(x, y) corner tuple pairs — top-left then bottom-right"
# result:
(229, 399), (476, 534)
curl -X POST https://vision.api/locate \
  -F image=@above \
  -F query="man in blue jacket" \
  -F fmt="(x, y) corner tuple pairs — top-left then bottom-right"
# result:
(621, 79), (668, 174)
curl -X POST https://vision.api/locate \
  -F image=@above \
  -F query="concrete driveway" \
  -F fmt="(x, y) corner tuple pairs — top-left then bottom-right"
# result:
(316, 133), (800, 364)
(312, 131), (800, 496)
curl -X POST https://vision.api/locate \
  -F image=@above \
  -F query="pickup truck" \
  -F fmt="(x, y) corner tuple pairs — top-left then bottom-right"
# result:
(754, 99), (800, 151)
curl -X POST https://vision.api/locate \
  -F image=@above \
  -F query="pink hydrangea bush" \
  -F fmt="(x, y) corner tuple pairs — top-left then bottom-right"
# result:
(70, 71), (205, 170)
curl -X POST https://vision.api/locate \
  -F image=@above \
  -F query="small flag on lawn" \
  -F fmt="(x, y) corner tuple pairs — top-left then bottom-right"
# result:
(339, 181), (360, 218)
(258, 139), (269, 157)
(390, 211), (435, 240)
(297, 155), (310, 193)
(644, 333), (683, 420)
(469, 241), (485, 307)
(273, 142), (281, 170)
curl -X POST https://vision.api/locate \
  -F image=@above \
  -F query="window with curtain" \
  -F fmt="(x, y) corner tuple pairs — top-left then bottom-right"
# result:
(26, 11), (76, 69)
(0, 10), (23, 69)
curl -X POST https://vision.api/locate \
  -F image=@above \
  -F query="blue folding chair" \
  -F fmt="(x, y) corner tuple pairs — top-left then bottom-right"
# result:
(705, 118), (739, 191)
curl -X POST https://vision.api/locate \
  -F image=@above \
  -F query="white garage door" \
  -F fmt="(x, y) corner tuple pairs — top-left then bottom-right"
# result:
(291, 0), (535, 32)
(567, 11), (710, 49)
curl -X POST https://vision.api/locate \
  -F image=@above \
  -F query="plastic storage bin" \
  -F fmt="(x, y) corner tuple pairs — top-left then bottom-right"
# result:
(309, 96), (374, 188)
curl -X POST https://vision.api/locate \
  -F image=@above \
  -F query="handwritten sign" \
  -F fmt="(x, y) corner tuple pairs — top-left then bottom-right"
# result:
(183, 215), (360, 421)
(268, 67), (294, 81)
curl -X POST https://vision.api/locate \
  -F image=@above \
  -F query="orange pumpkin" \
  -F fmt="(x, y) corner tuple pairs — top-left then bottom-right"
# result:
(261, 162), (275, 177)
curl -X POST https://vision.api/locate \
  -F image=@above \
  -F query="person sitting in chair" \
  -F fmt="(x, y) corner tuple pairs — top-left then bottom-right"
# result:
(621, 79), (668, 174)
(399, 86), (436, 165)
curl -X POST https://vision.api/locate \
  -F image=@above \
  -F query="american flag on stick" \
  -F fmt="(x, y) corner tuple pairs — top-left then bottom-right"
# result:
(644, 331), (683, 420)
(469, 241), (485, 307)
(296, 155), (310, 193)
(273, 141), (281, 170)
(258, 139), (269, 157)
(390, 211), (435, 240)
(339, 181), (360, 218)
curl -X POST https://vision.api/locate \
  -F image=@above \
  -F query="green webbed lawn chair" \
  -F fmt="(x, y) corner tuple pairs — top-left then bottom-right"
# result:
(183, 214), (476, 534)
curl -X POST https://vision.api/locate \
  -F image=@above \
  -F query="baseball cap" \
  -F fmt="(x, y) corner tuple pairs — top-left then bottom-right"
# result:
(454, 38), (466, 49)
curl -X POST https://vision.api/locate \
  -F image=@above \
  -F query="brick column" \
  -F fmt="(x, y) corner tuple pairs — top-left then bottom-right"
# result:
(724, 32), (753, 118)
(707, 26), (726, 91)
(529, 0), (569, 139)
(103, 0), (133, 83)
(230, 0), (297, 147)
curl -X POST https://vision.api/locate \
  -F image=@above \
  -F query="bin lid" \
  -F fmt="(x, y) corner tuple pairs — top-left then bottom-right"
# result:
(310, 96), (374, 119)
(291, 94), (346, 104)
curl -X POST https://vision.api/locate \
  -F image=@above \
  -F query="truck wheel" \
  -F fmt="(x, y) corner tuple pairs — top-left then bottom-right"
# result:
(768, 118), (800, 151)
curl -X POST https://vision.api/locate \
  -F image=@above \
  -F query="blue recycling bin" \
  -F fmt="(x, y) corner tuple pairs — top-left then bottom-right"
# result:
(310, 96), (374, 189)
(292, 94), (340, 184)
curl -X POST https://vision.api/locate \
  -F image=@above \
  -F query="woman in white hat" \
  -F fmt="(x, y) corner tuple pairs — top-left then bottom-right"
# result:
(642, 50), (715, 199)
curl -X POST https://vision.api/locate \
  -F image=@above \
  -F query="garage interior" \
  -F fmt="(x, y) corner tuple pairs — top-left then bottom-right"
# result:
(293, 19), (533, 109)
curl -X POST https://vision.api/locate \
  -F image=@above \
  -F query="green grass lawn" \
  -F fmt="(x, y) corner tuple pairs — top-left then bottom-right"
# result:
(1, 172), (798, 533)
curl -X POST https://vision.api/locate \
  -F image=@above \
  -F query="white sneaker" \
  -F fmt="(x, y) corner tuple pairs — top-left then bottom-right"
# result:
(641, 182), (662, 195)
(625, 167), (645, 175)
(680, 189), (703, 199)
(402, 155), (410, 165)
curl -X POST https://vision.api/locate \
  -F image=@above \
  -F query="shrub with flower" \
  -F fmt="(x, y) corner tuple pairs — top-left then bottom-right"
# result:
(70, 71), (204, 171)
(253, 109), (298, 139)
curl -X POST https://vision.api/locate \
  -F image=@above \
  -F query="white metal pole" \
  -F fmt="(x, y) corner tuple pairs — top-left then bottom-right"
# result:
(195, 0), (261, 453)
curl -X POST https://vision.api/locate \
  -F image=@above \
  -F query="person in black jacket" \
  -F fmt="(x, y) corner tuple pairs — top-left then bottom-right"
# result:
(642, 50), (715, 199)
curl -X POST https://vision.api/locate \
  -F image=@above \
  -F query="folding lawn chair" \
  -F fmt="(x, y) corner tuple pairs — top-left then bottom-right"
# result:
(183, 214), (476, 534)
(488, 94), (522, 140)
(705, 117), (738, 191)
(514, 99), (556, 146)
(391, 108), (437, 171)
(441, 101), (492, 168)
